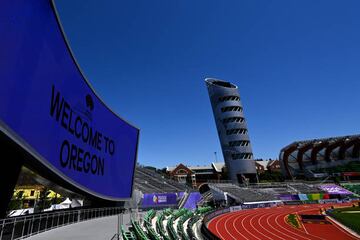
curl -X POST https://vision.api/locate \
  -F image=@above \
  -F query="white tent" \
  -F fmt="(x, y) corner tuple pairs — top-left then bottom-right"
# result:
(59, 198), (72, 207)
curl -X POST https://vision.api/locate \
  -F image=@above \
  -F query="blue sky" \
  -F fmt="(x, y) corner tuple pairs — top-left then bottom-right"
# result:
(56, 0), (360, 168)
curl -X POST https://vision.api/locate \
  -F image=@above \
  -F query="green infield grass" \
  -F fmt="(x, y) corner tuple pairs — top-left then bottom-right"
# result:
(329, 206), (360, 234)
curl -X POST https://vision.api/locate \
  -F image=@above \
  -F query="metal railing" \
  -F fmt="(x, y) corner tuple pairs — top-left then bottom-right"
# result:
(0, 207), (123, 240)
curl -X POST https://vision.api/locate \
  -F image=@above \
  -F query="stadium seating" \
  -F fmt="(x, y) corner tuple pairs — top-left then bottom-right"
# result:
(342, 183), (360, 195)
(166, 208), (189, 240)
(312, 161), (360, 174)
(156, 209), (172, 240)
(195, 206), (212, 215)
(186, 206), (213, 240)
(121, 225), (136, 240)
(288, 183), (324, 194)
(177, 211), (193, 240)
(209, 183), (276, 203)
(186, 215), (201, 240)
(141, 206), (212, 240)
(131, 219), (149, 240)
(143, 210), (161, 240)
(249, 182), (323, 194)
(134, 166), (189, 193)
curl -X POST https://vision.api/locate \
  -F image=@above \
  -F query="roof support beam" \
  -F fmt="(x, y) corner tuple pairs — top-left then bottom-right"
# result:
(310, 142), (329, 164)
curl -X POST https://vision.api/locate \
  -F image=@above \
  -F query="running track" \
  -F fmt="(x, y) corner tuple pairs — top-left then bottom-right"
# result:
(207, 203), (359, 240)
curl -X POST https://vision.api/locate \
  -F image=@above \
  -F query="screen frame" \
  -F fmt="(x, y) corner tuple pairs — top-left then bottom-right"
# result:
(0, 0), (140, 201)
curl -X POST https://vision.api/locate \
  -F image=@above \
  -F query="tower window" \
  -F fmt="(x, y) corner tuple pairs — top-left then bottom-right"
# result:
(218, 95), (240, 102)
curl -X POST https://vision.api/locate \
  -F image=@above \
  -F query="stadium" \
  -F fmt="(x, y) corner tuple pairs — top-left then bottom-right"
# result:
(1, 1), (360, 240)
(280, 135), (360, 179)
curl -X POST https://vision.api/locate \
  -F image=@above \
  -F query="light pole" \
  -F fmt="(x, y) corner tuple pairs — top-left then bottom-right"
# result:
(214, 152), (218, 163)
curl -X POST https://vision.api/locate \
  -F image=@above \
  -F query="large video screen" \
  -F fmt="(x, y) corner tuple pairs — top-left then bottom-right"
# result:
(0, 0), (139, 200)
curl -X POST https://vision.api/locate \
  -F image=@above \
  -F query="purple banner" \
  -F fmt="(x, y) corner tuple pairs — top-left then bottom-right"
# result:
(279, 195), (293, 201)
(142, 193), (177, 207)
(183, 192), (202, 210)
(318, 184), (353, 195)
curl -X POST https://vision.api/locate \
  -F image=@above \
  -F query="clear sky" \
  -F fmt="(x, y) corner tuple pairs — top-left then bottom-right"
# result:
(55, 0), (360, 169)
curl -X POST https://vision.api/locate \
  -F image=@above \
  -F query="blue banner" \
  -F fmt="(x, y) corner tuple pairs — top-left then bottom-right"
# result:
(0, 0), (139, 200)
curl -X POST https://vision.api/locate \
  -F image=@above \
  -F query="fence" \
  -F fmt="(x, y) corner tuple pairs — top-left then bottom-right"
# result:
(0, 207), (123, 240)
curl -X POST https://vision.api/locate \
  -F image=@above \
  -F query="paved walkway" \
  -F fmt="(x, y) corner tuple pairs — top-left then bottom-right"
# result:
(28, 213), (131, 240)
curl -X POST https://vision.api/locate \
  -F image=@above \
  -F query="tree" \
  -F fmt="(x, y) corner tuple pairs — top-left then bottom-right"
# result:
(8, 191), (24, 210)
(35, 188), (51, 212)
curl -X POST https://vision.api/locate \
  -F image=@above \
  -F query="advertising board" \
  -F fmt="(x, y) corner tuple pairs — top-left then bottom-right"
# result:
(0, 0), (139, 200)
(141, 193), (178, 207)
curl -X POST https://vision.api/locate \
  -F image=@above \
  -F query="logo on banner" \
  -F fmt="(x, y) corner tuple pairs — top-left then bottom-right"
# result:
(153, 195), (159, 204)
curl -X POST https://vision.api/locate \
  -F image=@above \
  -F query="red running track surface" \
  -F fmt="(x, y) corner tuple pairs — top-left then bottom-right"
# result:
(207, 203), (359, 240)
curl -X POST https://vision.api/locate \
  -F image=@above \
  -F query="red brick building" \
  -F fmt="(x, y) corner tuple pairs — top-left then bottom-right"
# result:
(166, 163), (224, 188)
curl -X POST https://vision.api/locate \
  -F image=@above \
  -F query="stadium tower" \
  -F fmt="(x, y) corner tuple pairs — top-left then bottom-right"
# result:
(205, 78), (257, 183)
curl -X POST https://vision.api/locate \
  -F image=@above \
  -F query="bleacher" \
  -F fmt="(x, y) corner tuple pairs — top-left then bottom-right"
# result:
(139, 206), (212, 240)
(156, 209), (172, 240)
(166, 208), (189, 240)
(134, 166), (189, 193)
(121, 225), (137, 240)
(177, 211), (193, 240)
(209, 183), (277, 203)
(248, 182), (324, 194)
(143, 209), (161, 240)
(131, 219), (149, 240)
(342, 183), (360, 195)
(287, 183), (325, 194)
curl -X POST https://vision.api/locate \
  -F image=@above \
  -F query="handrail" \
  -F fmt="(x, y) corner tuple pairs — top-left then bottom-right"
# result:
(0, 207), (124, 240)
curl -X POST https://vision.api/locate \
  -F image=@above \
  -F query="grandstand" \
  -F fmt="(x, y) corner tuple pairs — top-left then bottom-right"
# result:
(208, 183), (277, 203)
(202, 182), (328, 205)
(134, 166), (189, 193)
(342, 183), (360, 196)
(280, 135), (360, 179)
(123, 206), (212, 240)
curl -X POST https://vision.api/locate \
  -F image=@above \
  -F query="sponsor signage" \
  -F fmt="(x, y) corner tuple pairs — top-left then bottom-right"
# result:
(0, 0), (139, 200)
(141, 193), (177, 207)
(283, 201), (303, 205)
(241, 203), (274, 209)
(318, 199), (340, 204)
(342, 172), (360, 177)
(230, 206), (242, 212)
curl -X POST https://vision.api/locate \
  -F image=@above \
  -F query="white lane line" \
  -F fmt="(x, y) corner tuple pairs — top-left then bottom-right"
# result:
(249, 210), (274, 240)
(230, 211), (250, 240)
(240, 211), (263, 240)
(273, 209), (313, 240)
(266, 211), (299, 240)
(214, 212), (231, 240)
(258, 211), (289, 240)
(280, 207), (326, 240)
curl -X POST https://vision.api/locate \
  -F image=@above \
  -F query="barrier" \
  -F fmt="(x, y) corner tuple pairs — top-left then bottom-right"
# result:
(0, 207), (123, 240)
(203, 208), (230, 225)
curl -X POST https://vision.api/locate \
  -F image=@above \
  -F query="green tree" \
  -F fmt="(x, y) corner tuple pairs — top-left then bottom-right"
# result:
(35, 188), (51, 212)
(8, 191), (25, 210)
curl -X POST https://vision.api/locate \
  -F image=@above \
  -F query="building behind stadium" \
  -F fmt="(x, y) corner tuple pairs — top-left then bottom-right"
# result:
(280, 134), (360, 179)
(167, 159), (281, 188)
